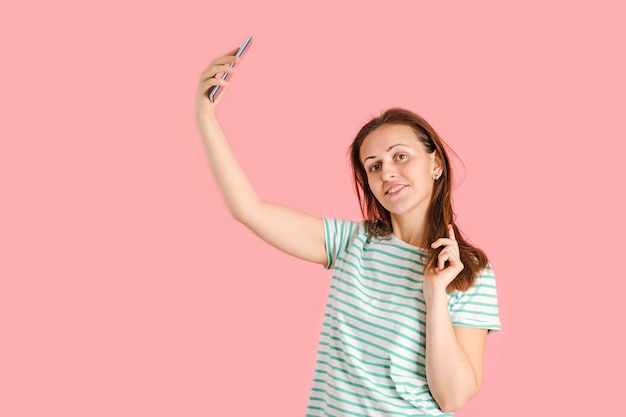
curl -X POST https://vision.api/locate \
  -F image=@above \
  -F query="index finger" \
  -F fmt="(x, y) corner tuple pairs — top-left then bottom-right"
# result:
(448, 224), (456, 241)
(210, 48), (240, 66)
(222, 47), (240, 57)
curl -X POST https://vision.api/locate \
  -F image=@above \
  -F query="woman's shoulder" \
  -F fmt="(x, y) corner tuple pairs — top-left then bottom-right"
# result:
(469, 261), (498, 290)
(324, 218), (399, 243)
(323, 217), (370, 237)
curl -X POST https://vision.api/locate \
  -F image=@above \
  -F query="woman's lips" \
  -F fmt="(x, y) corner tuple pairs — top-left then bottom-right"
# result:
(385, 184), (406, 196)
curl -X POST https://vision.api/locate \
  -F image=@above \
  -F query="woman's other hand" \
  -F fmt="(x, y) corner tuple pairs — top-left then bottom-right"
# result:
(423, 224), (464, 302)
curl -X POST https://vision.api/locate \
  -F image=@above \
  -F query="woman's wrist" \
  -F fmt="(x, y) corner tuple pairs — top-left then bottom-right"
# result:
(196, 107), (216, 122)
(196, 110), (219, 135)
(423, 286), (448, 307)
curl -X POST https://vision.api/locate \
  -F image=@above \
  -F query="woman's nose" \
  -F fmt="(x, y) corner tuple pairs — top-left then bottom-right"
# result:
(380, 164), (397, 180)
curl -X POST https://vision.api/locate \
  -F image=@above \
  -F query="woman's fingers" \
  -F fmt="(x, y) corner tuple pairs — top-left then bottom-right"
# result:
(448, 224), (456, 241)
(438, 249), (449, 270)
(435, 248), (463, 272)
(199, 76), (228, 93)
(210, 48), (240, 67)
(200, 60), (238, 81)
(431, 238), (459, 258)
(196, 48), (242, 109)
(431, 238), (454, 249)
(200, 48), (240, 79)
(222, 47), (240, 58)
(431, 225), (461, 271)
(431, 225), (458, 250)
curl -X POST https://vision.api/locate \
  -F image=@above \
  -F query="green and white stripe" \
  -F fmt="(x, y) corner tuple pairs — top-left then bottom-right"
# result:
(306, 218), (501, 416)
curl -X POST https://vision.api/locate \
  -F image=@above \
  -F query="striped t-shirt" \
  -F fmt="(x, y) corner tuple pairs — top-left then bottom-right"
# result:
(305, 218), (501, 416)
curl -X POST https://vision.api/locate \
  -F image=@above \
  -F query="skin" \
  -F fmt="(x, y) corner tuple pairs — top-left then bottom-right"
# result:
(197, 49), (488, 413)
(360, 124), (441, 248)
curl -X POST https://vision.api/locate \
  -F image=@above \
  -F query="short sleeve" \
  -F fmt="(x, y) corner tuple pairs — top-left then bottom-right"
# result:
(449, 263), (501, 333)
(322, 218), (360, 270)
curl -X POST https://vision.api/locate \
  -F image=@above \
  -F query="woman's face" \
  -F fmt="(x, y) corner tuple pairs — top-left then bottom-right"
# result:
(360, 124), (441, 219)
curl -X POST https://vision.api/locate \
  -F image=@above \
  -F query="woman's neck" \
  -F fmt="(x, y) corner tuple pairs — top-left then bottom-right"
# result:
(390, 211), (428, 249)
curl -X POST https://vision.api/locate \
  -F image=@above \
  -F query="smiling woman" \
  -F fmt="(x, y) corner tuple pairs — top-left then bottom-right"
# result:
(350, 109), (490, 293)
(196, 48), (500, 416)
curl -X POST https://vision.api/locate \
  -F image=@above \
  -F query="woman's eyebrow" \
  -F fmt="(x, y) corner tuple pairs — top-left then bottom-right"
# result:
(363, 143), (408, 163)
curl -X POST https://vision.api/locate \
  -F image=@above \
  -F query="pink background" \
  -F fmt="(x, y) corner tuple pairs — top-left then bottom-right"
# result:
(2, 1), (625, 416)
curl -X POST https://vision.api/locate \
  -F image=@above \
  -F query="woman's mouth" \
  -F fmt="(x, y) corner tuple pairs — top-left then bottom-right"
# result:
(385, 184), (406, 196)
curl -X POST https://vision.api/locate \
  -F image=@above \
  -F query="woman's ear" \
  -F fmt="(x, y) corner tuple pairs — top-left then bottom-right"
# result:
(432, 151), (443, 177)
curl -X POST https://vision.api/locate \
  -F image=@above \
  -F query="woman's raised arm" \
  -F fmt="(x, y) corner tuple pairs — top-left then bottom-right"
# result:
(195, 51), (327, 266)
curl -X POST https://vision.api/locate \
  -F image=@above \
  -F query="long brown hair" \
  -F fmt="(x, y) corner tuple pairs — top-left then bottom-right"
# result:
(349, 108), (488, 292)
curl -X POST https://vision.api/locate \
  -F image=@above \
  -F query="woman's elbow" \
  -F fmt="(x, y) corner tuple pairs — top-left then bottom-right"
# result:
(438, 400), (466, 413)
(438, 397), (470, 413)
(437, 386), (481, 413)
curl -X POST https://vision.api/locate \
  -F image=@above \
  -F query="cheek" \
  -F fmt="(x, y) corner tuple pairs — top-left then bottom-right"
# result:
(365, 172), (378, 187)
(401, 163), (421, 179)
(366, 181), (382, 197)
(365, 176), (385, 199)
(417, 161), (435, 179)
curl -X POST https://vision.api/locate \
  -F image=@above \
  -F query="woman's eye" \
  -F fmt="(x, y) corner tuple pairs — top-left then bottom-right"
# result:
(370, 163), (381, 172)
(396, 153), (408, 161)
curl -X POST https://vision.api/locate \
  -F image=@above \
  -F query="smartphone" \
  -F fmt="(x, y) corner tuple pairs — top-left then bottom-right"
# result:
(208, 35), (252, 102)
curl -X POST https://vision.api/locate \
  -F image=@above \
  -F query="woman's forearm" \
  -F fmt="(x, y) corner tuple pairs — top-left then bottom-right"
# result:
(196, 111), (262, 222)
(425, 291), (480, 412)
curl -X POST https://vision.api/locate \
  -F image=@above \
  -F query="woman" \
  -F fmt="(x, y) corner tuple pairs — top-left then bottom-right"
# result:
(196, 49), (500, 416)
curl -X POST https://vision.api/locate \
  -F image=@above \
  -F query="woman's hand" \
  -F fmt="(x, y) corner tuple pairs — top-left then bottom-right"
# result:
(423, 224), (464, 303)
(195, 48), (239, 118)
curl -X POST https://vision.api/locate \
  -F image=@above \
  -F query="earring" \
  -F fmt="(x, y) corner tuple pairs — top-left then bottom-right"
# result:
(433, 173), (440, 180)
